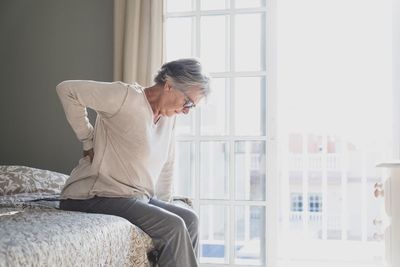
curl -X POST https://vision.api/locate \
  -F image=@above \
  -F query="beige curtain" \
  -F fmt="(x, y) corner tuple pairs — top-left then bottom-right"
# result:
(114, 0), (164, 86)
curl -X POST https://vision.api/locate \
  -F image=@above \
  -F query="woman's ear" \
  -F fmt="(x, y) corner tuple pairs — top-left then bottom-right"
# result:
(164, 81), (173, 92)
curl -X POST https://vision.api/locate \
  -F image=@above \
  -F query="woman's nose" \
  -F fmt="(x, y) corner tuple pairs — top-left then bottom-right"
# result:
(182, 108), (190, 114)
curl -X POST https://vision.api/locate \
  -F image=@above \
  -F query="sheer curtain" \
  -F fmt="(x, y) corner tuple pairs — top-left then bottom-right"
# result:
(113, 0), (164, 86)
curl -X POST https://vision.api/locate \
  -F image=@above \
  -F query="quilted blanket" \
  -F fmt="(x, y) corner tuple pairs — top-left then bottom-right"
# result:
(0, 165), (197, 267)
(0, 202), (155, 267)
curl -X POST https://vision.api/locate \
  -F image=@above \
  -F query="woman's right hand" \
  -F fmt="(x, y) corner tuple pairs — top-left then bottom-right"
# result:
(83, 148), (94, 163)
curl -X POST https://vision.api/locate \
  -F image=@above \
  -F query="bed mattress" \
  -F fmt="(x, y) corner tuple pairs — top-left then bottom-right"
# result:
(0, 201), (155, 267)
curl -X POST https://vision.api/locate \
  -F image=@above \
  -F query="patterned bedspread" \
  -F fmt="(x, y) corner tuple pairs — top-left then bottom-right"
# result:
(0, 202), (155, 267)
(0, 165), (195, 267)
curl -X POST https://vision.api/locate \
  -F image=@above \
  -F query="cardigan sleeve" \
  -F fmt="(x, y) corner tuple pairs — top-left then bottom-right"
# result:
(56, 80), (128, 150)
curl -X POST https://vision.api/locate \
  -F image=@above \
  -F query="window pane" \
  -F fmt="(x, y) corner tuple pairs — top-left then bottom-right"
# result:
(176, 110), (195, 136)
(166, 0), (193, 12)
(166, 17), (194, 62)
(290, 193), (303, 212)
(234, 14), (264, 71)
(200, 205), (229, 264)
(200, 15), (228, 73)
(235, 0), (265, 9)
(200, 142), (229, 199)
(235, 141), (266, 200)
(201, 0), (227, 10)
(174, 141), (194, 197)
(235, 206), (266, 265)
(201, 78), (228, 135)
(234, 77), (265, 136)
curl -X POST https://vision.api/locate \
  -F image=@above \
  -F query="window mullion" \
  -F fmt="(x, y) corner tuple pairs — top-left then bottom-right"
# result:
(264, 0), (277, 264)
(228, 0), (236, 265)
(210, 71), (268, 78)
(166, 7), (268, 18)
(194, 0), (201, 260)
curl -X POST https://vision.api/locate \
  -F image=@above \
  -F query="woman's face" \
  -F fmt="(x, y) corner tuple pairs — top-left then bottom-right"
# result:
(160, 82), (203, 117)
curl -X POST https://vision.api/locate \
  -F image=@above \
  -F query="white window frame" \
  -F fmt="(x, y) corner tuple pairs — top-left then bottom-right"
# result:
(164, 0), (278, 266)
(394, 0), (400, 159)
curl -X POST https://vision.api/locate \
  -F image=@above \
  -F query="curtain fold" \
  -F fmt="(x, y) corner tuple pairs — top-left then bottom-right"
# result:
(114, 0), (164, 86)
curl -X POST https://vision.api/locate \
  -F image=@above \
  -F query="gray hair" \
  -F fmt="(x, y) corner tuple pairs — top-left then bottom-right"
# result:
(154, 58), (210, 97)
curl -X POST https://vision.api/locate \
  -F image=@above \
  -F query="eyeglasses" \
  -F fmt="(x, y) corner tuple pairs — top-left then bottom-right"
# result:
(170, 83), (197, 110)
(182, 93), (196, 110)
(178, 90), (196, 109)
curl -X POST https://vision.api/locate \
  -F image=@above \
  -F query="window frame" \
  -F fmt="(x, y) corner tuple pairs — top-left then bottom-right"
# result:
(164, 0), (278, 266)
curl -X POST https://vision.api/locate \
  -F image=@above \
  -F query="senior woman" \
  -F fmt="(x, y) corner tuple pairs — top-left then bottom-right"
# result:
(56, 58), (210, 267)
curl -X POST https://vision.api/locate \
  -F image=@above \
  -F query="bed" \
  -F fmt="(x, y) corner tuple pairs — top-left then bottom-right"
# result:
(0, 165), (156, 267)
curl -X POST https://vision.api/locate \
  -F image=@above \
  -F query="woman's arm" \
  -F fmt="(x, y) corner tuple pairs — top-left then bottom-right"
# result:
(56, 80), (128, 151)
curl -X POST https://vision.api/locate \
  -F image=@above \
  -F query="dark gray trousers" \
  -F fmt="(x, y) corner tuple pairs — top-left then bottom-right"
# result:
(60, 197), (199, 267)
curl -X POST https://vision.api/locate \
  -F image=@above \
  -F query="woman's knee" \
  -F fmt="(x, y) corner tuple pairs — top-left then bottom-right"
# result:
(166, 215), (187, 233)
(181, 209), (199, 229)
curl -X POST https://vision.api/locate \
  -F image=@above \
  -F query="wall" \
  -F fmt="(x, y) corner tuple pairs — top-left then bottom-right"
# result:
(0, 0), (114, 174)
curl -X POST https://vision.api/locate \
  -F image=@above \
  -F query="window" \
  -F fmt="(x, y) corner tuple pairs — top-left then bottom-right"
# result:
(290, 193), (322, 213)
(290, 193), (303, 212)
(165, 0), (268, 266)
(308, 194), (322, 213)
(277, 0), (392, 265)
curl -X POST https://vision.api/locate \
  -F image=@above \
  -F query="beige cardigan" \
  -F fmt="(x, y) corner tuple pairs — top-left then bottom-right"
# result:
(56, 80), (175, 202)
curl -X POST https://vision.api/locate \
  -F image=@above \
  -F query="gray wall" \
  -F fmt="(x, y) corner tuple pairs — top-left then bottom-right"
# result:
(0, 0), (114, 174)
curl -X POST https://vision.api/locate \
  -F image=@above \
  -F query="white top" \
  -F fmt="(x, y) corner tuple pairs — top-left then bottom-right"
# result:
(56, 80), (175, 201)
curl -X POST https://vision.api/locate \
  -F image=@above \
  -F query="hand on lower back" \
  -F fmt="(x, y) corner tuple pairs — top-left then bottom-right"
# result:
(83, 148), (94, 163)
